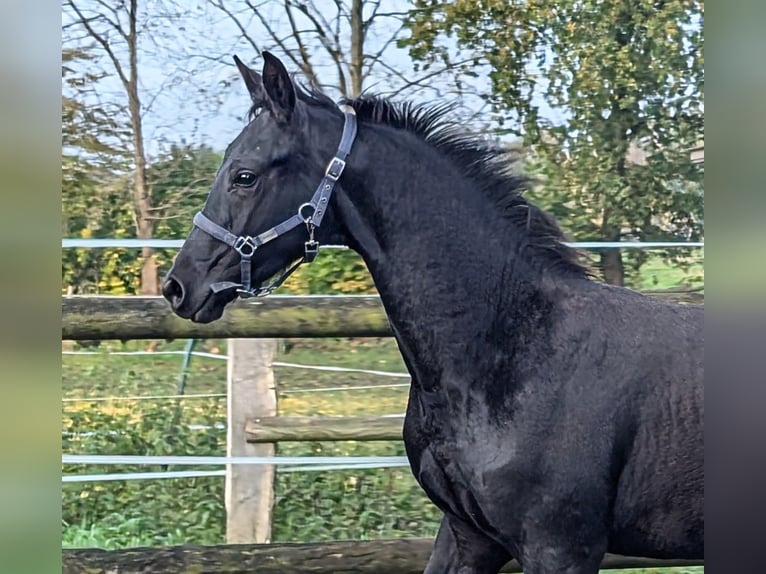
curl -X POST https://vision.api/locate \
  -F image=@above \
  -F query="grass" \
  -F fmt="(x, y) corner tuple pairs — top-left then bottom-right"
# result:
(631, 251), (704, 291)
(62, 337), (436, 549)
(61, 517), (196, 549)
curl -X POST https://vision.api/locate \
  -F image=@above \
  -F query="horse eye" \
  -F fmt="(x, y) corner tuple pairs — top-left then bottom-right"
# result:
(234, 171), (257, 187)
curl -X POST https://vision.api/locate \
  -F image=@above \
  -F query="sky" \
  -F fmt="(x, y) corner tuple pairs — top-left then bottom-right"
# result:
(62, 0), (567, 159)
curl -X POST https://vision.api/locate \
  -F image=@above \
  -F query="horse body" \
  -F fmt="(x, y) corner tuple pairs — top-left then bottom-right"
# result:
(163, 52), (703, 573)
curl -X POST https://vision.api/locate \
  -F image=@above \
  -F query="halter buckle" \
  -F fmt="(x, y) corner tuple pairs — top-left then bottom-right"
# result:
(325, 157), (346, 181)
(234, 236), (257, 257)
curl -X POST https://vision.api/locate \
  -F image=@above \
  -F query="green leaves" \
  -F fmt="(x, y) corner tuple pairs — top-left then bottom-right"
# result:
(404, 0), (704, 285)
(281, 249), (377, 295)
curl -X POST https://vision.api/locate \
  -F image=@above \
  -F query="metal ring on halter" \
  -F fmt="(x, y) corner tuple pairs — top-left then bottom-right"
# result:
(298, 202), (316, 222)
(234, 236), (257, 257)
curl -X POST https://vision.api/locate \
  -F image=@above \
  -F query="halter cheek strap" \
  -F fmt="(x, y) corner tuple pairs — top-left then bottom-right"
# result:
(191, 104), (357, 298)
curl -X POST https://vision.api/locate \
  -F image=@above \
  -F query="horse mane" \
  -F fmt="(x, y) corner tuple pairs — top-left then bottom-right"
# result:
(250, 84), (590, 278)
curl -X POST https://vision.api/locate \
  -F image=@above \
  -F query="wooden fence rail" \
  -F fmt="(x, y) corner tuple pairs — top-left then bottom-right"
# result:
(246, 415), (404, 443)
(62, 538), (703, 574)
(62, 295), (391, 340)
(62, 290), (702, 341)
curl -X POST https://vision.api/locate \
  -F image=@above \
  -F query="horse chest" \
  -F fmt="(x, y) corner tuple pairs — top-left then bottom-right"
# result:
(402, 400), (520, 532)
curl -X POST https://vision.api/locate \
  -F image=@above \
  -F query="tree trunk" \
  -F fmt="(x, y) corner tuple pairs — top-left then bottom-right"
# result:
(599, 209), (625, 286)
(600, 249), (625, 286)
(597, 8), (639, 290)
(66, 0), (157, 295)
(127, 0), (157, 295)
(349, 0), (364, 97)
(140, 247), (158, 294)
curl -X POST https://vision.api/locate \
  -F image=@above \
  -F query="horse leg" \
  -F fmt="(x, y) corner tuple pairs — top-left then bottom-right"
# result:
(519, 537), (607, 574)
(423, 514), (512, 574)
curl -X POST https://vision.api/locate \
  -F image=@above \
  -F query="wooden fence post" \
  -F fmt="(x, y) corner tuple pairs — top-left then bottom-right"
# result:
(225, 338), (278, 544)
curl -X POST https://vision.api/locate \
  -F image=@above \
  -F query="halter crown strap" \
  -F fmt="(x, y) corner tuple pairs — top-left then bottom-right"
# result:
(309, 104), (357, 228)
(191, 105), (357, 298)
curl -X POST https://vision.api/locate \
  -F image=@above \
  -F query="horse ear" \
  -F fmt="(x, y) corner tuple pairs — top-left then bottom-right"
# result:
(261, 51), (296, 124)
(233, 55), (267, 108)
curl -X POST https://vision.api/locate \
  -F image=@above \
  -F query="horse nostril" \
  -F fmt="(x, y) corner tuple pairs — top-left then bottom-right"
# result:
(162, 277), (185, 310)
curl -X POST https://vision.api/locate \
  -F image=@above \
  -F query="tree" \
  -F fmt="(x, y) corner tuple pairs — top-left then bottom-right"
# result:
(403, 0), (704, 285)
(62, 44), (219, 294)
(62, 46), (136, 294)
(63, 0), (192, 294)
(62, 0), (391, 296)
(208, 0), (479, 104)
(62, 45), (129, 238)
(63, 0), (233, 294)
(61, 143), (221, 294)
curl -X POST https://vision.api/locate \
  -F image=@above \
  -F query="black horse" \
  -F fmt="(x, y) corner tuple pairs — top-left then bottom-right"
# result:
(162, 52), (703, 573)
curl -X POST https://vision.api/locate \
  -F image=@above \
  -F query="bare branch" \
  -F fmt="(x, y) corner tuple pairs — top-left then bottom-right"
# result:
(142, 210), (197, 221)
(385, 58), (475, 98)
(209, 0), (262, 57)
(292, 0), (336, 40)
(372, 10), (429, 19)
(292, 2), (340, 56)
(365, 0), (382, 29)
(142, 72), (183, 117)
(283, 0), (316, 81)
(62, 16), (100, 32)
(185, 52), (232, 64)
(287, 1), (350, 93)
(244, 0), (317, 83)
(463, 100), (493, 126)
(66, 0), (131, 92)
(206, 1), (473, 106)
(333, 0), (343, 39)
(363, 22), (405, 74)
(94, 0), (129, 42)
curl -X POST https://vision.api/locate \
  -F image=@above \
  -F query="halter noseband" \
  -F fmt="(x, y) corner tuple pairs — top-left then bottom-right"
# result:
(192, 104), (358, 298)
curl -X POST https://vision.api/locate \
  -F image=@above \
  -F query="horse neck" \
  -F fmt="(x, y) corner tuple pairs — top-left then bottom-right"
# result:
(334, 125), (563, 387)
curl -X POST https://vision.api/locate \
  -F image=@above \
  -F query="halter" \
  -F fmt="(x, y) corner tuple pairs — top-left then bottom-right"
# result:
(192, 104), (358, 298)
